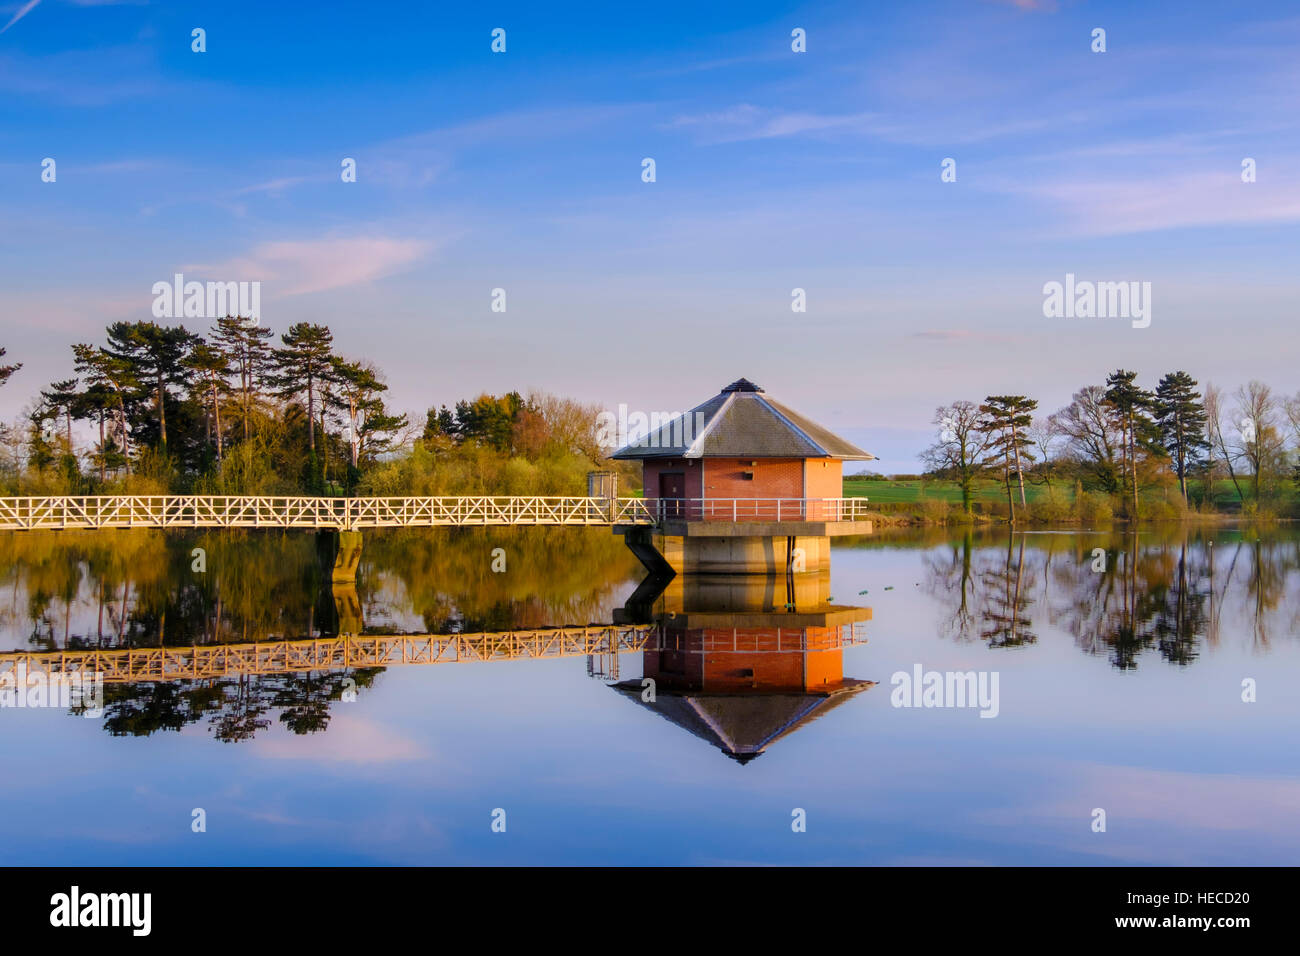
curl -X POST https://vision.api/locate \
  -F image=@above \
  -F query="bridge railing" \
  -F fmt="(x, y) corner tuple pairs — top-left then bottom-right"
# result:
(0, 626), (659, 683)
(653, 622), (870, 652)
(645, 497), (873, 523)
(0, 495), (659, 531)
(0, 620), (874, 685)
(0, 495), (869, 530)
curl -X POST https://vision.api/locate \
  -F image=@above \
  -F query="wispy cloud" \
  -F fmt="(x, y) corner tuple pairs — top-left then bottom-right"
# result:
(364, 104), (638, 185)
(668, 104), (881, 143)
(232, 176), (314, 197)
(187, 235), (435, 297)
(0, 45), (159, 103)
(1004, 168), (1300, 236)
(987, 0), (1058, 10)
(0, 0), (42, 35)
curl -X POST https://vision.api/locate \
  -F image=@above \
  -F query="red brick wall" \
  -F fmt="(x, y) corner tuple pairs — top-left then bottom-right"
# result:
(640, 459), (702, 501)
(704, 458), (803, 499)
(641, 457), (847, 519)
(643, 627), (845, 692)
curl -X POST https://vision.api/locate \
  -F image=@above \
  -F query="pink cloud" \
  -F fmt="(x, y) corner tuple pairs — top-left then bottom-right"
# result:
(988, 0), (1059, 10)
(249, 714), (430, 764)
(1012, 170), (1300, 236)
(187, 235), (434, 297)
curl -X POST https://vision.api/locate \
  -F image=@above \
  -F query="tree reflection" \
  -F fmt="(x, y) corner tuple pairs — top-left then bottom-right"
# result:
(978, 535), (1037, 648)
(100, 667), (384, 741)
(0, 526), (639, 651)
(0, 527), (636, 742)
(924, 532), (1037, 647)
(923, 528), (1297, 669)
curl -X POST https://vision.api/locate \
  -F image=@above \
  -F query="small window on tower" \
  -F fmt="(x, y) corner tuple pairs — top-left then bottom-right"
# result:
(741, 471), (755, 480)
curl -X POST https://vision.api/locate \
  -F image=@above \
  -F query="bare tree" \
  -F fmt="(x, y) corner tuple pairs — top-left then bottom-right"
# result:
(921, 400), (991, 515)
(1233, 381), (1285, 501)
(531, 391), (606, 462)
(1282, 392), (1300, 448)
(1026, 417), (1061, 489)
(1049, 385), (1123, 492)
(1204, 383), (1243, 505)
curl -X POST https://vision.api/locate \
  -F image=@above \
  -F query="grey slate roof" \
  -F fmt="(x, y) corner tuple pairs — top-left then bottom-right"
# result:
(610, 379), (875, 460)
(610, 680), (874, 764)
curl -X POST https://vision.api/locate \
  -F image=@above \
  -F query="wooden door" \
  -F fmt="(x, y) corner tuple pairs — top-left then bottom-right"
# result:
(659, 472), (685, 518)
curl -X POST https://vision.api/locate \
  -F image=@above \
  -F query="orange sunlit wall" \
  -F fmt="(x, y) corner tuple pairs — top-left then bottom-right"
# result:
(644, 627), (845, 693)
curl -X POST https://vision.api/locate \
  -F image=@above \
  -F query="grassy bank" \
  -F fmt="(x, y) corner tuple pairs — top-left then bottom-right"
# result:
(843, 476), (1296, 526)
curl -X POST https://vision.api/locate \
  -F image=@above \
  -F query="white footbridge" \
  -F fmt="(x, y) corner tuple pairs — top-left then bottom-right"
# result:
(0, 495), (873, 532)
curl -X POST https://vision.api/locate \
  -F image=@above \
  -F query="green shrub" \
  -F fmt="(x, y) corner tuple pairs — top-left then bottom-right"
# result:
(1074, 491), (1114, 526)
(1027, 485), (1072, 523)
(918, 496), (951, 524)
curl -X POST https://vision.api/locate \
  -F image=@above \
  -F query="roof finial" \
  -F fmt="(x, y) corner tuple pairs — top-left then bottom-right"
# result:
(721, 378), (763, 393)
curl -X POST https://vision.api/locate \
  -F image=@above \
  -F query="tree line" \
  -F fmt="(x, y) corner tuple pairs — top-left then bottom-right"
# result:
(3, 320), (408, 493)
(0, 329), (616, 497)
(922, 370), (1298, 521)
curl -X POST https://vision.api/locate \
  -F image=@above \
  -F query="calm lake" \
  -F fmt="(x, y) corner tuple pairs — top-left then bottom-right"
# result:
(1, 524), (1296, 865)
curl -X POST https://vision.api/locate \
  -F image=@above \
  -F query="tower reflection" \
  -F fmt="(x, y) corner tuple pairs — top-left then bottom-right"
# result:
(611, 570), (874, 763)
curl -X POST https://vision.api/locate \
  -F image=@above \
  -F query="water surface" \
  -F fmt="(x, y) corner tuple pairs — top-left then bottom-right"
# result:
(1, 524), (1295, 865)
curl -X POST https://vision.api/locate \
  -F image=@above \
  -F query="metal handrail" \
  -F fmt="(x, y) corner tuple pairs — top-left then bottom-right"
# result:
(644, 497), (872, 522)
(0, 494), (869, 531)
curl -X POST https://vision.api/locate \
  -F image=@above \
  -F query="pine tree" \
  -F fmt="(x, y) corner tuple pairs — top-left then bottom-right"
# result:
(1104, 370), (1159, 519)
(272, 324), (335, 488)
(211, 315), (273, 443)
(976, 395), (1037, 523)
(1154, 371), (1209, 505)
(75, 382), (117, 482)
(185, 342), (232, 463)
(0, 347), (20, 388)
(73, 344), (137, 475)
(40, 379), (79, 451)
(328, 357), (409, 492)
(104, 321), (199, 454)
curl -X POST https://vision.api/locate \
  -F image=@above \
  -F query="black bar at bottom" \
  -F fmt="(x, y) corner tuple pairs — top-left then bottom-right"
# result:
(1, 865), (1281, 943)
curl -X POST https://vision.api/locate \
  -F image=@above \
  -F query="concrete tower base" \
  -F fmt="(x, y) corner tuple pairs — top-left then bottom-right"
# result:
(617, 518), (870, 576)
(657, 533), (830, 575)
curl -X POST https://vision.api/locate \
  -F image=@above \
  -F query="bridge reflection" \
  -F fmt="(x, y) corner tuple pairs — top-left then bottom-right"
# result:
(0, 626), (658, 684)
(0, 565), (874, 752)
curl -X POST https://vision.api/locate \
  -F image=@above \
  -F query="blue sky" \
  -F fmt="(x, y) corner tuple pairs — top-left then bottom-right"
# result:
(2, 0), (1299, 472)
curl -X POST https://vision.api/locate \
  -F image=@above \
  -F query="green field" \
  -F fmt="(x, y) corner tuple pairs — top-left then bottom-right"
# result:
(842, 476), (1295, 513)
(842, 477), (1053, 505)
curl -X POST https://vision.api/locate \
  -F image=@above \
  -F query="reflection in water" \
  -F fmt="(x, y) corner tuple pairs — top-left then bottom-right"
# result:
(3, 524), (1298, 744)
(0, 526), (641, 651)
(0, 524), (879, 754)
(611, 570), (874, 764)
(99, 669), (385, 742)
(612, 622), (871, 764)
(921, 527), (1298, 668)
(4, 524), (1299, 867)
(0, 527), (642, 740)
